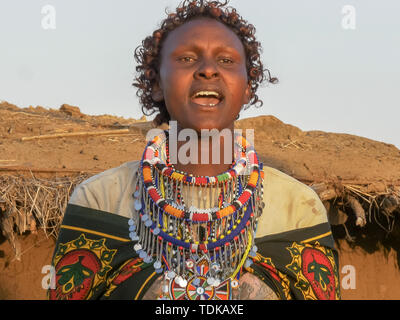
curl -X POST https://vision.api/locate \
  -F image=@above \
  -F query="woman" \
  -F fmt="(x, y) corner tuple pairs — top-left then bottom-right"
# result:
(49, 0), (340, 300)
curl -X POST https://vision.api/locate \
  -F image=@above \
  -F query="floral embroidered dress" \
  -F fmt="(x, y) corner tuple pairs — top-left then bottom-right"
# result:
(48, 158), (341, 300)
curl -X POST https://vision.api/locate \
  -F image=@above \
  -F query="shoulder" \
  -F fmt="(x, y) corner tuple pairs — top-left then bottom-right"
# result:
(263, 165), (318, 198)
(256, 165), (328, 238)
(76, 160), (140, 188)
(69, 160), (140, 217)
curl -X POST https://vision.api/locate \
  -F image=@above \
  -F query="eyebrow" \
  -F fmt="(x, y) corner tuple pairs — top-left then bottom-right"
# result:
(172, 43), (243, 56)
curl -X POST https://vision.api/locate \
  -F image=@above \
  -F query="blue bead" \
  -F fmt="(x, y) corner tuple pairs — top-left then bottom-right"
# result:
(248, 251), (257, 258)
(129, 225), (136, 232)
(128, 219), (134, 226)
(153, 227), (160, 235)
(134, 190), (140, 198)
(145, 220), (153, 227)
(244, 259), (253, 268)
(193, 278), (200, 286)
(142, 214), (149, 221)
(129, 232), (137, 240)
(132, 235), (140, 241)
(155, 268), (164, 274)
(134, 199), (142, 211)
(139, 251), (147, 259)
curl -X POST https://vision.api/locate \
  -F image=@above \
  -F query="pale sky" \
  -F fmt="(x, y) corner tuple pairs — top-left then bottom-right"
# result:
(1, 0), (399, 148)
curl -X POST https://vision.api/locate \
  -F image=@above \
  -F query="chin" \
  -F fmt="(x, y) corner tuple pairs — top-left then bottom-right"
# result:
(186, 120), (233, 133)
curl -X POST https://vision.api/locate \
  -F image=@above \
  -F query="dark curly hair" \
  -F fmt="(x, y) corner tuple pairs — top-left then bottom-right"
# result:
(133, 0), (278, 126)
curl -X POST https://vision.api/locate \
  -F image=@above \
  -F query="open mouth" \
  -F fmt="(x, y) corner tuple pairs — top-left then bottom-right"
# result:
(191, 90), (224, 107)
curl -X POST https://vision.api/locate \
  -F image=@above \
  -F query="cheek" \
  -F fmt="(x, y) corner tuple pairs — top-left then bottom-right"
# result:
(228, 74), (249, 102)
(160, 67), (191, 100)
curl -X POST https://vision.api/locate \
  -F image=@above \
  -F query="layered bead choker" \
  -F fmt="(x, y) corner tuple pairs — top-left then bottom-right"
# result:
(129, 130), (265, 300)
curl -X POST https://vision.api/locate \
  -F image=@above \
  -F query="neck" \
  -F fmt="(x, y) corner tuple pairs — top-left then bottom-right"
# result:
(169, 124), (235, 177)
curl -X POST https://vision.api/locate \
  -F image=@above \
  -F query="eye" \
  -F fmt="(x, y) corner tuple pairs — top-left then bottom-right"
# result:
(218, 57), (234, 64)
(178, 56), (196, 63)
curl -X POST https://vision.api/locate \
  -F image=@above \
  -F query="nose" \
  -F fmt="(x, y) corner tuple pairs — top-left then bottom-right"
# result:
(194, 59), (219, 80)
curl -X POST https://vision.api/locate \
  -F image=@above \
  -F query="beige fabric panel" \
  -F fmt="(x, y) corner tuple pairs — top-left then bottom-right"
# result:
(255, 166), (328, 238)
(69, 161), (328, 236)
(69, 161), (139, 218)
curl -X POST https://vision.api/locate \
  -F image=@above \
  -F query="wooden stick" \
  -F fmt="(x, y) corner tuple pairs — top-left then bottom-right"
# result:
(347, 195), (367, 227)
(310, 182), (338, 201)
(0, 166), (102, 174)
(290, 174), (400, 186)
(21, 129), (130, 141)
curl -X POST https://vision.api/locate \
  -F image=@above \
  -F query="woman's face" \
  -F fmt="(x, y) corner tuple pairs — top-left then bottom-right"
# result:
(155, 17), (251, 133)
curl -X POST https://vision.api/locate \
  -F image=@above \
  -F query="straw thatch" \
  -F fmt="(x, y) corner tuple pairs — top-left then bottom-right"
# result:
(0, 173), (89, 260)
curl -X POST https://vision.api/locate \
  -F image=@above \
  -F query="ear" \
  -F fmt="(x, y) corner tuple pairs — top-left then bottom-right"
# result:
(152, 80), (164, 102)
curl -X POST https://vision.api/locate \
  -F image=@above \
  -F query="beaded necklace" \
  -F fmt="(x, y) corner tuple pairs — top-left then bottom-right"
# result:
(129, 130), (265, 300)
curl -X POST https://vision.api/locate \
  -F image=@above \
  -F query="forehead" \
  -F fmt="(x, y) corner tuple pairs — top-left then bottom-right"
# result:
(161, 17), (246, 55)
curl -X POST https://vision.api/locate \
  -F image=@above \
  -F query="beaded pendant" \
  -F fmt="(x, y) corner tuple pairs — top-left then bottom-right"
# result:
(162, 255), (231, 300)
(129, 130), (265, 300)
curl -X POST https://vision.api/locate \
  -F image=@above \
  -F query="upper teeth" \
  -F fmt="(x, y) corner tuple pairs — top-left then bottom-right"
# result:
(194, 91), (220, 98)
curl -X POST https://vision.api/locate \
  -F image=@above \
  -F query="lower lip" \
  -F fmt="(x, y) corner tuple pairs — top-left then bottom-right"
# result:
(190, 99), (224, 110)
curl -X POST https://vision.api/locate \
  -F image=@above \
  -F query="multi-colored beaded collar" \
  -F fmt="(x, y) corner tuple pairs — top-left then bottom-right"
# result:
(129, 130), (265, 300)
